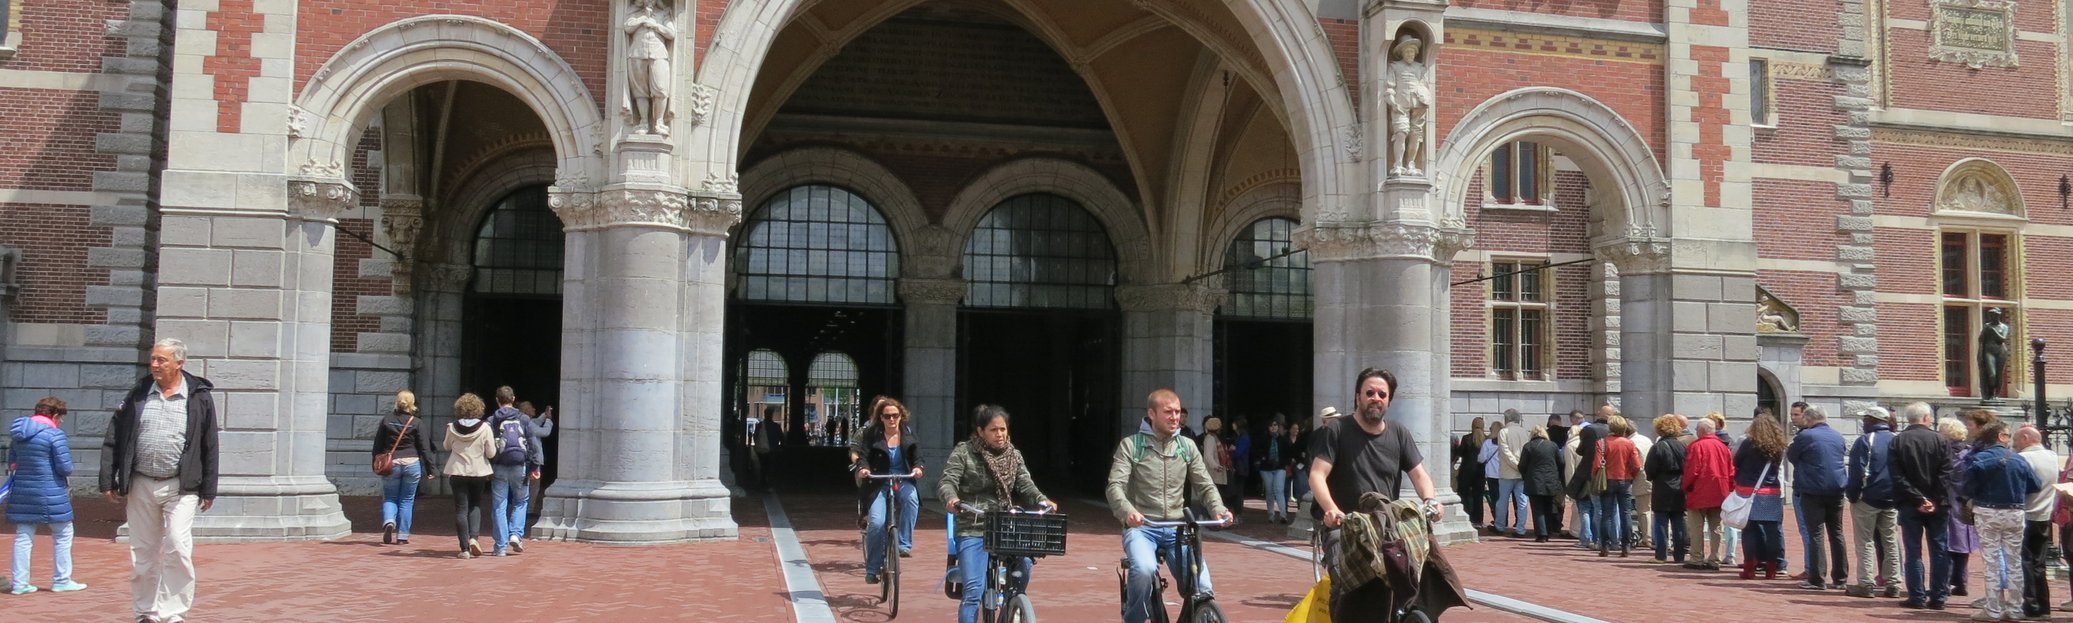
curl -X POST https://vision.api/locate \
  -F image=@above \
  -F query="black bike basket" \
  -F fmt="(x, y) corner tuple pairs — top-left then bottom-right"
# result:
(984, 512), (1069, 557)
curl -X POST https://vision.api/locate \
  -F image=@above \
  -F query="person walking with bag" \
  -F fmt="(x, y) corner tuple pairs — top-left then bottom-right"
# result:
(9, 397), (86, 595)
(372, 390), (433, 545)
(1730, 416), (1789, 580)
(485, 386), (543, 557)
(444, 393), (495, 559)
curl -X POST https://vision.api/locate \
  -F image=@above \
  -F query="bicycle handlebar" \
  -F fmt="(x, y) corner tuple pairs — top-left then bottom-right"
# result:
(1140, 516), (1231, 529)
(957, 503), (1051, 516)
(863, 474), (919, 480)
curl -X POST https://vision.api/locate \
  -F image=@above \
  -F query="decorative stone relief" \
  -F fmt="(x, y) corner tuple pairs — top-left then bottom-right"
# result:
(905, 225), (961, 279)
(286, 106), (311, 139)
(1929, 0), (2018, 69)
(1115, 283), (1226, 315)
(425, 263), (474, 292)
(1294, 221), (1473, 263)
(1343, 124), (1364, 163)
(1384, 33), (1432, 177)
(622, 0), (678, 136)
(287, 179), (359, 219)
(1934, 159), (2023, 216)
(1591, 236), (1671, 273)
(897, 278), (967, 306)
(700, 171), (740, 195)
(1756, 286), (1801, 333)
(685, 84), (716, 127)
(552, 187), (742, 235)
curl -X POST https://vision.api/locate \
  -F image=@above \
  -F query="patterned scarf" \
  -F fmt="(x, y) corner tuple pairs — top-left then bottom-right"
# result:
(978, 439), (1022, 501)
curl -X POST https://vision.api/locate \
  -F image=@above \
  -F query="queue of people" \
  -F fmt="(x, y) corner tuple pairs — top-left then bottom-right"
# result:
(1457, 401), (2070, 622)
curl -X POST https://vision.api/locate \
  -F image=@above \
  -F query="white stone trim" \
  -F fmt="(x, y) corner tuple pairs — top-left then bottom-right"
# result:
(1432, 87), (1670, 240)
(0, 188), (115, 206)
(941, 157), (1156, 283)
(292, 15), (606, 197)
(1443, 6), (1669, 42)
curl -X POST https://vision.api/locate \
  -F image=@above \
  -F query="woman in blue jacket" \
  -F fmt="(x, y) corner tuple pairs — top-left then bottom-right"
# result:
(9, 397), (86, 594)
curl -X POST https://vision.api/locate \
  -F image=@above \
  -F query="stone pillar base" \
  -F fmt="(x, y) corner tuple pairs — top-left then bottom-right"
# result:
(119, 475), (351, 543)
(535, 479), (739, 543)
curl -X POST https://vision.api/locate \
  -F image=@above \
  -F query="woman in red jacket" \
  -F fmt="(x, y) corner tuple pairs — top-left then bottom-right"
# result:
(1595, 416), (1645, 557)
(1682, 417), (1737, 570)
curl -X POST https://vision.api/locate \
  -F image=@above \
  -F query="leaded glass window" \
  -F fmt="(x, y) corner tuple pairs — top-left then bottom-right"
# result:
(1222, 218), (1311, 319)
(963, 193), (1117, 309)
(735, 185), (900, 305)
(472, 186), (564, 295)
(806, 352), (860, 447)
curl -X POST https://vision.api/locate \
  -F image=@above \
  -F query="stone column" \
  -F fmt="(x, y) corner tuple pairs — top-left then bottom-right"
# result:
(899, 277), (963, 499)
(534, 183), (740, 543)
(1301, 219), (1475, 542)
(1600, 239), (1760, 424)
(1116, 284), (1222, 436)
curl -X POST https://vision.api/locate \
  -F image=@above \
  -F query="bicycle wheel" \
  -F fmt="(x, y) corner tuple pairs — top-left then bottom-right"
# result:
(1395, 607), (1433, 623)
(1000, 593), (1037, 623)
(885, 524), (901, 617)
(1188, 599), (1228, 623)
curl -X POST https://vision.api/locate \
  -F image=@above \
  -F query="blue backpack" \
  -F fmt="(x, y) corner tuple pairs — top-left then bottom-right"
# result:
(493, 415), (528, 465)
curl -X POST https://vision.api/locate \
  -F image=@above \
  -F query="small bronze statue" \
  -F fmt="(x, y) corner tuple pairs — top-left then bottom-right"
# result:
(1978, 307), (2011, 400)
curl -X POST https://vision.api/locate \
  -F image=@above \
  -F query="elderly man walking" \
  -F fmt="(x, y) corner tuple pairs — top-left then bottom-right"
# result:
(1787, 405), (1850, 590)
(2016, 425), (2059, 620)
(99, 338), (219, 623)
(1845, 406), (1902, 599)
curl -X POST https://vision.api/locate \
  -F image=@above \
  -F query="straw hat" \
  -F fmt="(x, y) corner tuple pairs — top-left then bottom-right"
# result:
(1318, 406), (1340, 420)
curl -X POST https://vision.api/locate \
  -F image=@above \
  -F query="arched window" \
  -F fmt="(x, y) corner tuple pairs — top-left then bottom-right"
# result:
(740, 349), (790, 444)
(806, 352), (860, 447)
(1222, 217), (1311, 319)
(472, 186), (564, 295)
(962, 193), (1117, 309)
(735, 185), (900, 305)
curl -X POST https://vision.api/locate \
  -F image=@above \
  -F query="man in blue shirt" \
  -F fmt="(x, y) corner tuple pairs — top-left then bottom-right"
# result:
(1786, 404), (1849, 590)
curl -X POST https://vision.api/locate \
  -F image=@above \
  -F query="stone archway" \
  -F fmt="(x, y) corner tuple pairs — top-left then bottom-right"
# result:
(941, 157), (1156, 285)
(1430, 87), (1670, 242)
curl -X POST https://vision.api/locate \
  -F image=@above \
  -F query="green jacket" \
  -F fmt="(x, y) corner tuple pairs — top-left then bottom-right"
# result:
(938, 441), (1050, 538)
(1105, 431), (1226, 524)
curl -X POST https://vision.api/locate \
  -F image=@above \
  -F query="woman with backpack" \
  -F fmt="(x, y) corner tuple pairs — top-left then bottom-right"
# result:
(851, 396), (924, 585)
(444, 393), (496, 559)
(371, 389), (433, 545)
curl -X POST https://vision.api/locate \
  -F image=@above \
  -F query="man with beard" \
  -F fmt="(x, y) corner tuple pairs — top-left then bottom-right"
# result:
(1309, 368), (1442, 562)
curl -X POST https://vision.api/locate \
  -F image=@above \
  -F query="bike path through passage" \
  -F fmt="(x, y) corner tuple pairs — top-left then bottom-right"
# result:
(775, 493), (1538, 623)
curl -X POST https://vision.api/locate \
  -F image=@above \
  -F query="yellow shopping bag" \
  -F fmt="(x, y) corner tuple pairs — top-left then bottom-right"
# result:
(1284, 575), (1333, 623)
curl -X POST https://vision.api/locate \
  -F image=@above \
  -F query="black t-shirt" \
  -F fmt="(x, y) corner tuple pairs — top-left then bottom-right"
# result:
(1309, 417), (1424, 516)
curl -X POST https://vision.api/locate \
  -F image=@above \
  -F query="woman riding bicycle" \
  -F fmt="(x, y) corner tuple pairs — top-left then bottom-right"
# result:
(851, 396), (925, 585)
(940, 404), (1055, 623)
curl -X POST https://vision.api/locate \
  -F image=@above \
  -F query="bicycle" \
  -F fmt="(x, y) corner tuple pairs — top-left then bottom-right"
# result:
(956, 503), (1068, 623)
(860, 473), (918, 618)
(1117, 509), (1230, 623)
(1309, 514), (1436, 623)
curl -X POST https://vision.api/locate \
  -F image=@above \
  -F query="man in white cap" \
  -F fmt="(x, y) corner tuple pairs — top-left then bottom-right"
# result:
(1845, 405), (1902, 598)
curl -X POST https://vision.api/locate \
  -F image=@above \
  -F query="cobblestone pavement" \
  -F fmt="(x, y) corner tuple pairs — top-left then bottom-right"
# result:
(0, 490), (2030, 622)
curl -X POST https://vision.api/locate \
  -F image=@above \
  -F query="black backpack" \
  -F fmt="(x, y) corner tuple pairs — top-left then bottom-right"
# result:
(493, 414), (528, 465)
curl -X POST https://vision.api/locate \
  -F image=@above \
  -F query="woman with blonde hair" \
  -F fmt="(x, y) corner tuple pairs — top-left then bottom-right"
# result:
(444, 393), (495, 558)
(1595, 416), (1644, 557)
(372, 389), (434, 545)
(1734, 415), (1790, 579)
(850, 396), (924, 584)
(1938, 416), (1983, 599)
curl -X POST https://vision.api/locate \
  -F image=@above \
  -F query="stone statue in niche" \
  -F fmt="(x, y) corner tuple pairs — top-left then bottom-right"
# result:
(1756, 288), (1799, 333)
(1978, 306), (2011, 400)
(1385, 33), (1432, 177)
(622, 0), (676, 136)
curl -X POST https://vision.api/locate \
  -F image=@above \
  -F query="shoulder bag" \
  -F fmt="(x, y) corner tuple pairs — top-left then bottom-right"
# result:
(1723, 460), (1771, 530)
(1587, 440), (1609, 495)
(373, 414), (414, 476)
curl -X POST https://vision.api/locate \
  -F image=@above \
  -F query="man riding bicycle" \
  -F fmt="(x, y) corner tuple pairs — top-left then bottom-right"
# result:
(1310, 368), (1443, 567)
(1107, 388), (1232, 623)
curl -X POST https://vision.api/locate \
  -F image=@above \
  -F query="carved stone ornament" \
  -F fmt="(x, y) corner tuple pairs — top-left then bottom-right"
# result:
(1293, 222), (1474, 263)
(685, 84), (716, 127)
(551, 187), (743, 234)
(1115, 284), (1226, 315)
(622, 0), (678, 136)
(897, 278), (967, 306)
(1591, 236), (1671, 273)
(381, 212), (424, 254)
(287, 179), (360, 219)
(700, 171), (740, 195)
(425, 263), (474, 291)
(1929, 0), (2018, 69)
(1343, 123), (1364, 163)
(1384, 32), (1433, 177)
(286, 105), (311, 140)
(1756, 285), (1801, 333)
(1934, 159), (2023, 217)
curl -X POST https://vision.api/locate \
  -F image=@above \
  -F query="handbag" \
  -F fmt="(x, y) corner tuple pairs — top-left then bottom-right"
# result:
(1723, 461), (1772, 530)
(373, 414), (414, 476)
(1587, 440), (1609, 495)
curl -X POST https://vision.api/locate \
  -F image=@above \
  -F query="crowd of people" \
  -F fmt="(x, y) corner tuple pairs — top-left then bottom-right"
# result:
(1457, 401), (2068, 622)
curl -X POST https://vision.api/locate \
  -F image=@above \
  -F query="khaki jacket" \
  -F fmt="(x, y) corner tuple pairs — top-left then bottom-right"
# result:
(443, 421), (495, 478)
(938, 441), (1050, 538)
(1105, 432), (1226, 524)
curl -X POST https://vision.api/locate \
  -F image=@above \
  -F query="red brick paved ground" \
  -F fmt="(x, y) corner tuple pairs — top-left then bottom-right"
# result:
(0, 491), (2035, 622)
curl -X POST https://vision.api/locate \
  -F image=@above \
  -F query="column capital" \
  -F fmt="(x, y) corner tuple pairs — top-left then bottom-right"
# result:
(1592, 235), (1672, 273)
(898, 278), (967, 306)
(287, 177), (359, 220)
(549, 184), (743, 236)
(424, 263), (473, 292)
(1116, 283), (1225, 315)
(1295, 221), (1473, 263)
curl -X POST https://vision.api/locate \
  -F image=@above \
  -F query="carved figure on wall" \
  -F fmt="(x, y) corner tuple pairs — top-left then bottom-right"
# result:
(622, 0), (676, 136)
(1939, 172), (2012, 214)
(1385, 33), (1432, 177)
(1756, 288), (1799, 333)
(1978, 307), (2011, 399)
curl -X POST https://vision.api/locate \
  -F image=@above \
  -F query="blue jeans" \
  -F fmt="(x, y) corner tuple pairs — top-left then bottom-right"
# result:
(1901, 506), (1953, 602)
(955, 535), (1033, 623)
(1260, 469), (1288, 517)
(1655, 510), (1688, 561)
(1743, 520), (1785, 569)
(380, 461), (423, 538)
(1497, 479), (1529, 534)
(489, 463), (530, 551)
(1793, 494), (1808, 573)
(1575, 495), (1599, 546)
(864, 482), (918, 575)
(1293, 465), (1311, 502)
(1123, 526), (1215, 623)
(12, 522), (74, 589)
(1596, 481), (1634, 550)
